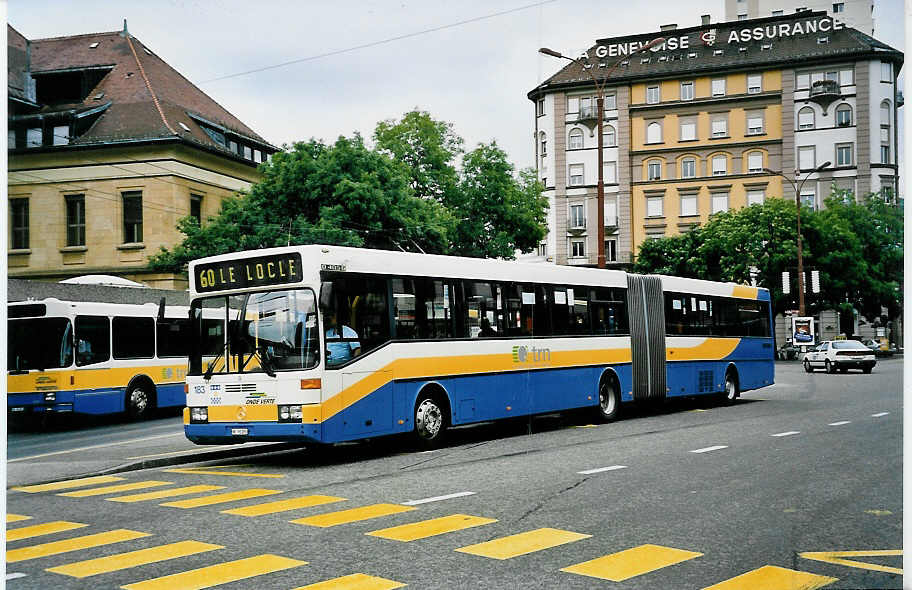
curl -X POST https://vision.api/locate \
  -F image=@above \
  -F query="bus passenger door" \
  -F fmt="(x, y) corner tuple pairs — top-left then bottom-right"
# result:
(626, 275), (666, 401)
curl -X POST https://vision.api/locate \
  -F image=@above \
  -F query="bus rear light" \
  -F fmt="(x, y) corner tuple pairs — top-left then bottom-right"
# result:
(300, 379), (321, 390)
(184, 383), (190, 394)
(189, 407), (208, 423)
(278, 405), (303, 422)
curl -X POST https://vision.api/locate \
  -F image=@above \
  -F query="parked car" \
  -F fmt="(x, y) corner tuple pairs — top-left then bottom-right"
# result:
(777, 341), (799, 360)
(804, 340), (876, 374)
(862, 338), (895, 357)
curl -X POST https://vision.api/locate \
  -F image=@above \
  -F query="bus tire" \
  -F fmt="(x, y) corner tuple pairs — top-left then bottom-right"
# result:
(719, 369), (739, 405)
(596, 374), (621, 422)
(414, 388), (448, 448)
(125, 378), (156, 420)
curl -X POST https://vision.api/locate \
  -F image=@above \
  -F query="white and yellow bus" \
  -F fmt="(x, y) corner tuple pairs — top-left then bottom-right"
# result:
(7, 298), (206, 419)
(183, 245), (775, 446)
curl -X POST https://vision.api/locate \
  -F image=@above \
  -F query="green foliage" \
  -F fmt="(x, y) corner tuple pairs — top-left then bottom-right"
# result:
(633, 189), (904, 321)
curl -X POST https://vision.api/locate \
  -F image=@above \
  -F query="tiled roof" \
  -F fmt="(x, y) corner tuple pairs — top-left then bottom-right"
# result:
(7, 25), (34, 105)
(10, 25), (275, 153)
(531, 11), (903, 97)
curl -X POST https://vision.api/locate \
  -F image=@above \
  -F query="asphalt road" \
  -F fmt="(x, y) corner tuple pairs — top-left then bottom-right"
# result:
(5, 359), (903, 589)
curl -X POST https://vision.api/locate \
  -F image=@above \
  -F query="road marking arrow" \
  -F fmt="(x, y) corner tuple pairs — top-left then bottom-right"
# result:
(799, 550), (902, 575)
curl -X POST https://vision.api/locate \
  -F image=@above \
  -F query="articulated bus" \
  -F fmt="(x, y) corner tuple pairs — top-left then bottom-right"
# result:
(183, 245), (774, 447)
(7, 298), (202, 420)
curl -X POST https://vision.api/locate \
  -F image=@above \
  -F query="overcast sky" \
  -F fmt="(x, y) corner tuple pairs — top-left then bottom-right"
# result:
(8, 0), (906, 171)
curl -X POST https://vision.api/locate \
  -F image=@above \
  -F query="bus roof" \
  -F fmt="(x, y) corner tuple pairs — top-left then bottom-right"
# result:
(8, 298), (188, 318)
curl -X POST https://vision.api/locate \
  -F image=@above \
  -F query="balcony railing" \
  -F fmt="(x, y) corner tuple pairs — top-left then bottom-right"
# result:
(808, 79), (841, 113)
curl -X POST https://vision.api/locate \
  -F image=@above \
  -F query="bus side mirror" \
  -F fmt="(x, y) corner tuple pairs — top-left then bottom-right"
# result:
(157, 297), (166, 320)
(319, 281), (334, 310)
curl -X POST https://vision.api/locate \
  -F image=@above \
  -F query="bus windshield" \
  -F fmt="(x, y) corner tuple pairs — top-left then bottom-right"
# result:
(190, 288), (319, 375)
(8, 318), (73, 371)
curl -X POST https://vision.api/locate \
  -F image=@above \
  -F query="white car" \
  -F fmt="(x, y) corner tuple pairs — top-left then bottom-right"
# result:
(803, 340), (876, 374)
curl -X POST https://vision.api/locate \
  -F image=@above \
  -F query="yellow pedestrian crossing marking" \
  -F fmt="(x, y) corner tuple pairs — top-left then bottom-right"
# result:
(800, 549), (903, 575)
(6, 529), (151, 563)
(456, 528), (591, 560)
(367, 514), (497, 542)
(13, 475), (126, 493)
(163, 465), (284, 478)
(161, 488), (282, 508)
(292, 504), (416, 528)
(561, 543), (703, 581)
(222, 495), (346, 517)
(6, 514), (32, 523)
(106, 485), (227, 503)
(7, 521), (88, 542)
(120, 553), (306, 590)
(59, 481), (173, 498)
(702, 565), (838, 590)
(292, 573), (406, 589)
(46, 540), (224, 578)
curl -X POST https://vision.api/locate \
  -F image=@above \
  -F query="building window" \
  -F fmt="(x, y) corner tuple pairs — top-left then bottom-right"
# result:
(680, 193), (698, 216)
(711, 193), (729, 214)
(747, 74), (762, 93)
(540, 132), (547, 157)
(569, 164), (584, 186)
(680, 81), (694, 101)
(603, 94), (617, 110)
(647, 121), (662, 143)
(8, 128), (17, 149)
(604, 198), (618, 226)
(26, 127), (42, 148)
(228, 140), (238, 154)
(603, 125), (616, 147)
(570, 239), (586, 257)
(681, 158), (696, 178)
(711, 116), (728, 138)
(65, 194), (86, 247)
(53, 125), (69, 146)
(711, 78), (726, 96)
(835, 104), (853, 126)
(798, 146), (816, 170)
(190, 194), (203, 225)
(647, 232), (664, 241)
(10, 198), (28, 249)
(647, 195), (663, 217)
(772, 9), (783, 15)
(537, 98), (544, 116)
(747, 189), (765, 206)
(646, 85), (660, 104)
(712, 155), (727, 176)
(798, 107), (815, 130)
(839, 68), (854, 86)
(605, 239), (617, 262)
(122, 191), (143, 243)
(738, 14), (747, 20)
(748, 151), (763, 173)
(569, 203), (586, 228)
(796, 73), (809, 89)
(647, 161), (662, 180)
(580, 96), (596, 118)
(747, 113), (764, 135)
(833, 2), (844, 12)
(604, 161), (617, 183)
(568, 128), (584, 150)
(881, 61), (893, 82)
(836, 143), (854, 167)
(537, 242), (547, 257)
(680, 119), (697, 141)
(801, 190), (816, 210)
(243, 145), (252, 160)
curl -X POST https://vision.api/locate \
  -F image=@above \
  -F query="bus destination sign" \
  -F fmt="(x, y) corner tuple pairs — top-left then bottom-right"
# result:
(195, 252), (304, 293)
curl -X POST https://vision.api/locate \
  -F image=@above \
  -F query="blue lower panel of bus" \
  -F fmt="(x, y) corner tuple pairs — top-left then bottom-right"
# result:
(186, 422), (322, 445)
(8, 383), (185, 416)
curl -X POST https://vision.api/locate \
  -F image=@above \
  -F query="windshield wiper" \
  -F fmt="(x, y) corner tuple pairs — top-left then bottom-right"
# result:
(203, 340), (230, 381)
(240, 345), (276, 378)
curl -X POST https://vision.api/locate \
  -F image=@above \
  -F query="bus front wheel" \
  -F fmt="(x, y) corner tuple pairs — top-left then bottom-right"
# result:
(125, 381), (155, 420)
(414, 393), (447, 448)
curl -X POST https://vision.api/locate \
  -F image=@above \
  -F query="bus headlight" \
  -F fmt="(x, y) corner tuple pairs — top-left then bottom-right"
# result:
(189, 407), (209, 423)
(278, 405), (303, 423)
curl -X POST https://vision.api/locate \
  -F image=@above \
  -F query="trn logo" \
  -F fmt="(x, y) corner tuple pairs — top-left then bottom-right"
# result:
(512, 345), (552, 363)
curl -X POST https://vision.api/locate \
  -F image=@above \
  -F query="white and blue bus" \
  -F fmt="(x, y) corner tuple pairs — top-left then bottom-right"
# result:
(7, 298), (202, 419)
(183, 245), (774, 446)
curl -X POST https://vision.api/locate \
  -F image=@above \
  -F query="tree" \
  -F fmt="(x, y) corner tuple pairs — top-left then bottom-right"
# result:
(149, 135), (455, 272)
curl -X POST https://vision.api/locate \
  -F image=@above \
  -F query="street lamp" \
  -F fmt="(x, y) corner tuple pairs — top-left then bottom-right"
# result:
(540, 37), (665, 269)
(762, 161), (831, 316)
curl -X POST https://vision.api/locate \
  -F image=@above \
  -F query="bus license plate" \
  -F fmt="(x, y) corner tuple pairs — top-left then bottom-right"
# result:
(231, 428), (248, 436)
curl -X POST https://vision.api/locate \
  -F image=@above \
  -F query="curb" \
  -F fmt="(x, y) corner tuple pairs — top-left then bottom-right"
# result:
(9, 442), (304, 489)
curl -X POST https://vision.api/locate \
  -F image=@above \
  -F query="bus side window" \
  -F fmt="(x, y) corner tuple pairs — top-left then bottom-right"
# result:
(550, 286), (571, 336)
(113, 317), (155, 359)
(568, 286), (590, 335)
(392, 278), (417, 339)
(464, 280), (498, 338)
(157, 318), (190, 357)
(75, 315), (110, 366)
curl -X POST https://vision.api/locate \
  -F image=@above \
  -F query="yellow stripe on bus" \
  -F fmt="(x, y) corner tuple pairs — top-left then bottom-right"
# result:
(207, 404), (278, 423)
(7, 365), (186, 394)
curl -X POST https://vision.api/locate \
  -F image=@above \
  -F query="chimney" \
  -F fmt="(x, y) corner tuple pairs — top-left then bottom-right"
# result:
(120, 19), (129, 37)
(660, 23), (677, 31)
(701, 14), (711, 25)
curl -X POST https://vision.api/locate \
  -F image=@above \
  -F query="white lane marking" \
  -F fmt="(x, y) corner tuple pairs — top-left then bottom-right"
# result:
(578, 465), (627, 475)
(771, 431), (800, 437)
(828, 421), (851, 426)
(8, 432), (184, 462)
(690, 445), (729, 454)
(401, 491), (475, 505)
(872, 412), (890, 417)
(6, 573), (27, 580)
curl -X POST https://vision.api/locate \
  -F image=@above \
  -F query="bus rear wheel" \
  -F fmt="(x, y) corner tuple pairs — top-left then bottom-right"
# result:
(125, 381), (155, 420)
(719, 371), (739, 405)
(596, 378), (620, 422)
(414, 394), (447, 448)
